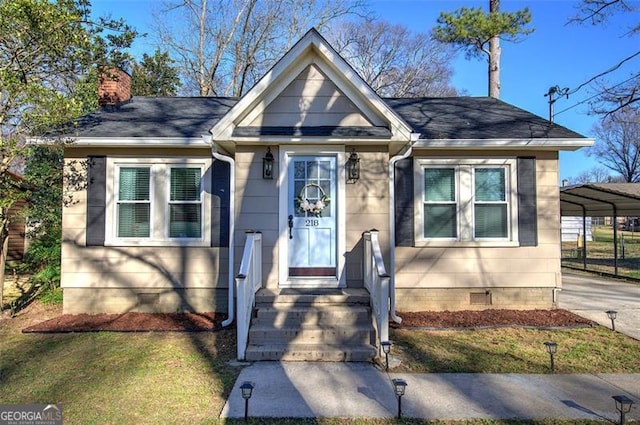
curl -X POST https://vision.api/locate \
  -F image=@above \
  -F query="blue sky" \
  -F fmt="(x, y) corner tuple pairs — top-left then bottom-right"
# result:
(92, 0), (640, 183)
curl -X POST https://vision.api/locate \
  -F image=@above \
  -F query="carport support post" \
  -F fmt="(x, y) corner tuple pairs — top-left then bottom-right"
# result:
(613, 207), (618, 275)
(582, 209), (587, 269)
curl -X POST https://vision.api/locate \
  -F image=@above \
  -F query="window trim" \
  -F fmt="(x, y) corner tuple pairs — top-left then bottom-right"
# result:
(105, 157), (212, 247)
(413, 158), (519, 247)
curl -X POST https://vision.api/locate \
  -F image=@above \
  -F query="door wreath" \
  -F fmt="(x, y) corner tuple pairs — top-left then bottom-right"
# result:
(296, 183), (330, 216)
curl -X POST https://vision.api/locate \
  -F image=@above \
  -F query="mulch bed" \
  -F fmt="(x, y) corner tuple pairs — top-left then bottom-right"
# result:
(395, 309), (597, 329)
(21, 308), (595, 333)
(23, 312), (228, 333)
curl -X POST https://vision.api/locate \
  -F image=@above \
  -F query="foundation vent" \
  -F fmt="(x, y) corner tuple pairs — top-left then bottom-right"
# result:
(470, 291), (492, 305)
(138, 293), (160, 305)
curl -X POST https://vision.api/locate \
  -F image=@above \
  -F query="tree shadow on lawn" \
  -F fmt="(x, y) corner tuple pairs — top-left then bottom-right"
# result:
(387, 327), (638, 374)
(0, 323), (241, 424)
(390, 328), (546, 374)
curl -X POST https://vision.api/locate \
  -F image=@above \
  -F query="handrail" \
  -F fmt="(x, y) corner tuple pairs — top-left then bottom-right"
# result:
(363, 229), (390, 355)
(236, 231), (263, 360)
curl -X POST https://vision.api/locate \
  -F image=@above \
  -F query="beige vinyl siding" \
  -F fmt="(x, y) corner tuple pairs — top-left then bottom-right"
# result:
(239, 64), (378, 128)
(395, 151), (560, 311)
(345, 146), (390, 286)
(61, 148), (228, 314)
(233, 145), (390, 288)
(234, 146), (280, 287)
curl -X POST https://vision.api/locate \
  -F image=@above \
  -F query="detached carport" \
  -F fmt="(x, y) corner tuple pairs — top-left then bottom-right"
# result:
(560, 183), (640, 275)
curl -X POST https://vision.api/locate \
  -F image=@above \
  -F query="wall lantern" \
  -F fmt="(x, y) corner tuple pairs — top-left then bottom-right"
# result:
(612, 394), (634, 425)
(346, 148), (360, 183)
(263, 147), (274, 179)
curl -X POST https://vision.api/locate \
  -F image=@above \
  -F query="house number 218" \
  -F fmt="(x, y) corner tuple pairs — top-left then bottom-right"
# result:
(305, 219), (319, 227)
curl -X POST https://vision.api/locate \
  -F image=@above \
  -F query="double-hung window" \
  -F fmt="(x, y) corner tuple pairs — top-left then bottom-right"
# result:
(415, 158), (518, 246)
(117, 167), (151, 238)
(169, 167), (202, 238)
(106, 158), (211, 246)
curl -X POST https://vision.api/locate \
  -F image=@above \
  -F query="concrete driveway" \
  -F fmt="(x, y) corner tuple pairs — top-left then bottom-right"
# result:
(560, 272), (640, 340)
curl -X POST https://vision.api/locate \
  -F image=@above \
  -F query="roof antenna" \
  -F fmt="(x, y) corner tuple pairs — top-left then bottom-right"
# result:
(544, 86), (569, 123)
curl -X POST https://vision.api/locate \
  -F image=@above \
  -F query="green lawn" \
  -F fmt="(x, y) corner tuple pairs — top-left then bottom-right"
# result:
(391, 326), (640, 374)
(2, 304), (639, 424)
(0, 325), (240, 424)
(562, 225), (640, 279)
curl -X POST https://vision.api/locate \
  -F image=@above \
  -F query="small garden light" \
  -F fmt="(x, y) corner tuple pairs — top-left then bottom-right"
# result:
(612, 395), (634, 425)
(381, 341), (392, 371)
(544, 341), (557, 372)
(606, 310), (618, 331)
(240, 381), (255, 421)
(392, 378), (407, 419)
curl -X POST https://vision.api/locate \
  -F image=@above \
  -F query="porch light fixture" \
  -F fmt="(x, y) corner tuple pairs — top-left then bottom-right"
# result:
(346, 148), (360, 183)
(263, 147), (274, 179)
(544, 341), (557, 372)
(240, 381), (255, 421)
(612, 395), (634, 425)
(381, 341), (392, 371)
(606, 310), (618, 331)
(392, 378), (407, 419)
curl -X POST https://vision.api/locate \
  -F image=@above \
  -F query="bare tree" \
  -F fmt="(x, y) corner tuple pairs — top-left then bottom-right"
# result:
(153, 0), (366, 97)
(588, 107), (640, 182)
(570, 166), (613, 184)
(570, 0), (640, 114)
(328, 19), (457, 97)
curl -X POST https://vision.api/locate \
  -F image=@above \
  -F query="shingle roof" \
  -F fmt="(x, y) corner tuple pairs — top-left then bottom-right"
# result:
(66, 95), (585, 140)
(67, 97), (237, 138)
(384, 97), (585, 140)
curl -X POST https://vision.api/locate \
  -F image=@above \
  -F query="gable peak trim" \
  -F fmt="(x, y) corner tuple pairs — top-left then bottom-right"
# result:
(210, 28), (413, 143)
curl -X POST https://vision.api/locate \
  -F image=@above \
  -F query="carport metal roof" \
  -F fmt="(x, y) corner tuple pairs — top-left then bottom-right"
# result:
(560, 183), (640, 275)
(560, 183), (640, 217)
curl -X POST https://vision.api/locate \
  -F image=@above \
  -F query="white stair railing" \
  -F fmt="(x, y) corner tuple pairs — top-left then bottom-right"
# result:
(236, 231), (263, 360)
(363, 229), (390, 355)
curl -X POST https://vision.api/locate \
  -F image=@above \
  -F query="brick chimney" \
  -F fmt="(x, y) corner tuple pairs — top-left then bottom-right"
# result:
(98, 67), (132, 107)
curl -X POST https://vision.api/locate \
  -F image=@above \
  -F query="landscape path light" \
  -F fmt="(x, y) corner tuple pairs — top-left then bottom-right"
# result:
(240, 381), (255, 421)
(612, 395), (634, 425)
(606, 310), (618, 331)
(392, 378), (407, 419)
(381, 341), (392, 371)
(544, 341), (557, 372)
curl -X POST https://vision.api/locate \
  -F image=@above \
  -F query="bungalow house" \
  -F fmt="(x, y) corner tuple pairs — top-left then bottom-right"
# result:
(59, 29), (592, 361)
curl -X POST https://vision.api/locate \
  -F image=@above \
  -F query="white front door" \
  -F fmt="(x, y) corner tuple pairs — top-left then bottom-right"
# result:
(286, 155), (337, 282)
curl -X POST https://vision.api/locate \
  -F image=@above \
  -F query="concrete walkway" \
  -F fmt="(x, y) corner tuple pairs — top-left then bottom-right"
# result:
(221, 272), (640, 420)
(560, 272), (640, 340)
(221, 362), (640, 420)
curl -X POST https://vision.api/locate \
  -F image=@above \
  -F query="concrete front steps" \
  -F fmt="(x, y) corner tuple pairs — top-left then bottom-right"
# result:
(244, 288), (377, 362)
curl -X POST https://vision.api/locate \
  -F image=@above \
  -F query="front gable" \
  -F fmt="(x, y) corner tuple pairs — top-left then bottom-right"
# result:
(211, 29), (413, 143)
(238, 64), (375, 128)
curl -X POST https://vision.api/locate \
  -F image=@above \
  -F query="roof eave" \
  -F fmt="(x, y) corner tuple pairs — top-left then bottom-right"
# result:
(412, 138), (595, 151)
(53, 137), (210, 148)
(228, 136), (395, 144)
